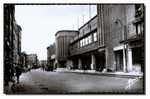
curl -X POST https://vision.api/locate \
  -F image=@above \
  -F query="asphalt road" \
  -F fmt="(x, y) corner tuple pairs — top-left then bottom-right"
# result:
(11, 68), (144, 94)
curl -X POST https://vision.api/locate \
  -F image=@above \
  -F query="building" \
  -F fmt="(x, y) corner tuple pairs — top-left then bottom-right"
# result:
(69, 15), (101, 70)
(55, 30), (78, 68)
(19, 52), (28, 69)
(119, 4), (144, 72)
(47, 43), (56, 70)
(40, 60), (47, 70)
(54, 4), (144, 74)
(27, 54), (38, 69)
(13, 23), (22, 67)
(4, 4), (22, 86)
(4, 4), (15, 86)
(97, 4), (144, 73)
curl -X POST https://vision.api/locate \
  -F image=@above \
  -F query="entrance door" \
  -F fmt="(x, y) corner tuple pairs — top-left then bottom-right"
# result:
(115, 50), (123, 71)
(95, 52), (105, 71)
(132, 47), (142, 72)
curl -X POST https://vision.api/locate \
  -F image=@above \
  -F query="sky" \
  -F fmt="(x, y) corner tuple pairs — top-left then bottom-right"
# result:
(15, 5), (97, 60)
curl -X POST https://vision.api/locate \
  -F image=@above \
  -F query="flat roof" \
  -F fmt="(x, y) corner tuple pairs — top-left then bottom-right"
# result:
(55, 30), (79, 36)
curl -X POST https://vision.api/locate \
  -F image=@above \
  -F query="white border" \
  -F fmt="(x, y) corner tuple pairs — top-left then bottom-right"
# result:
(0, 0), (150, 98)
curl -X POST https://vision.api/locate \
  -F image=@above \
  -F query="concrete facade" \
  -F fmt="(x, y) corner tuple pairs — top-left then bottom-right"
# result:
(98, 4), (144, 73)
(51, 4), (144, 74)
(55, 30), (78, 68)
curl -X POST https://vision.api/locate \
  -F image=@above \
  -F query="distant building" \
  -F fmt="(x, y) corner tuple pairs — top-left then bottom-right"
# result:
(55, 30), (78, 68)
(47, 43), (56, 69)
(40, 60), (47, 69)
(19, 52), (27, 69)
(49, 54), (56, 69)
(27, 54), (38, 69)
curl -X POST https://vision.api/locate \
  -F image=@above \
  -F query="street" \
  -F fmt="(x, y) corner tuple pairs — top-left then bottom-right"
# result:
(11, 69), (143, 94)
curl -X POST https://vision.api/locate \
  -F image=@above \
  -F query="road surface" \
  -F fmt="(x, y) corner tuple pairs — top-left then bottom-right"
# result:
(10, 68), (143, 94)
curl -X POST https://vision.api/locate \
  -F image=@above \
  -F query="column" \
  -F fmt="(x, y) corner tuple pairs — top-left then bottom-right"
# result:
(127, 48), (133, 72)
(105, 48), (108, 70)
(91, 54), (96, 70)
(123, 47), (126, 72)
(78, 58), (82, 70)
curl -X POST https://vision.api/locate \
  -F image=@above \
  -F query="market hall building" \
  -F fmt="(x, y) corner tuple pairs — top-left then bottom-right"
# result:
(55, 4), (144, 74)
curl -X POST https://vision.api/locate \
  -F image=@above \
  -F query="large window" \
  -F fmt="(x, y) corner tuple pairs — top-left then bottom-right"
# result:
(79, 32), (97, 48)
(136, 23), (144, 35)
(93, 32), (97, 42)
(82, 38), (85, 46)
(88, 35), (92, 44)
(85, 37), (88, 45)
(80, 40), (82, 47)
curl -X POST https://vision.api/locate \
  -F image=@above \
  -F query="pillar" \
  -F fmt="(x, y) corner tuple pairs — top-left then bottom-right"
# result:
(78, 58), (82, 69)
(91, 54), (96, 70)
(105, 48), (109, 70)
(123, 46), (126, 72)
(127, 48), (133, 72)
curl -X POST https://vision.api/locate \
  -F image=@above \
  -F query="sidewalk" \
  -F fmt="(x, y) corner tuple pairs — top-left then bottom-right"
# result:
(54, 68), (143, 78)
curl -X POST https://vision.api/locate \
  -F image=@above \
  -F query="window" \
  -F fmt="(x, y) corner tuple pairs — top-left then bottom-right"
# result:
(82, 39), (85, 46)
(79, 34), (93, 48)
(88, 35), (92, 44)
(80, 40), (82, 47)
(85, 37), (88, 45)
(93, 32), (97, 42)
(137, 24), (141, 35)
(136, 23), (143, 35)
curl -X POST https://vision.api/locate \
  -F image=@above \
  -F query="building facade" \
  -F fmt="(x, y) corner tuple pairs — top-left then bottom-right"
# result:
(4, 4), (22, 86)
(47, 43), (56, 70)
(19, 52), (28, 70)
(13, 23), (22, 67)
(4, 4), (15, 86)
(27, 54), (38, 69)
(97, 4), (144, 73)
(54, 4), (144, 74)
(55, 30), (78, 68)
(69, 15), (104, 70)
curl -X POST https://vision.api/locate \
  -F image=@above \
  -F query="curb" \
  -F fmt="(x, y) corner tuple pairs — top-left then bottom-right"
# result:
(56, 71), (143, 78)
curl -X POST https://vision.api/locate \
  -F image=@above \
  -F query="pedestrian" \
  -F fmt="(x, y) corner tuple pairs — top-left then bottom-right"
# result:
(15, 65), (22, 84)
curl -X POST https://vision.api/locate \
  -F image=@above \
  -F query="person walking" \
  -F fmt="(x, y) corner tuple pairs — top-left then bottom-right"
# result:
(15, 65), (22, 84)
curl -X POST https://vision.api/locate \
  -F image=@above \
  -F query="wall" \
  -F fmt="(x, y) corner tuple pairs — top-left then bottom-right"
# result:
(55, 31), (78, 67)
(97, 4), (136, 71)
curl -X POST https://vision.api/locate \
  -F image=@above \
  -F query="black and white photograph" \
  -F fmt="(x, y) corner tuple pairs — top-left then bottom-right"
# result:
(3, 3), (145, 95)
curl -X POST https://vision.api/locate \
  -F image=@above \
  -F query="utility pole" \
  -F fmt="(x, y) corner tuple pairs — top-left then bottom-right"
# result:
(82, 15), (84, 25)
(89, 5), (91, 19)
(77, 16), (79, 29)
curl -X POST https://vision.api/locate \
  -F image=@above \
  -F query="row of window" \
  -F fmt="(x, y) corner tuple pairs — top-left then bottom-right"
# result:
(80, 32), (97, 47)
(80, 35), (92, 47)
(72, 31), (98, 49)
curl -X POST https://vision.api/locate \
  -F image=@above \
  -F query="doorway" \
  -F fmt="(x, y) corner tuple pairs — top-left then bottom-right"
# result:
(115, 50), (123, 71)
